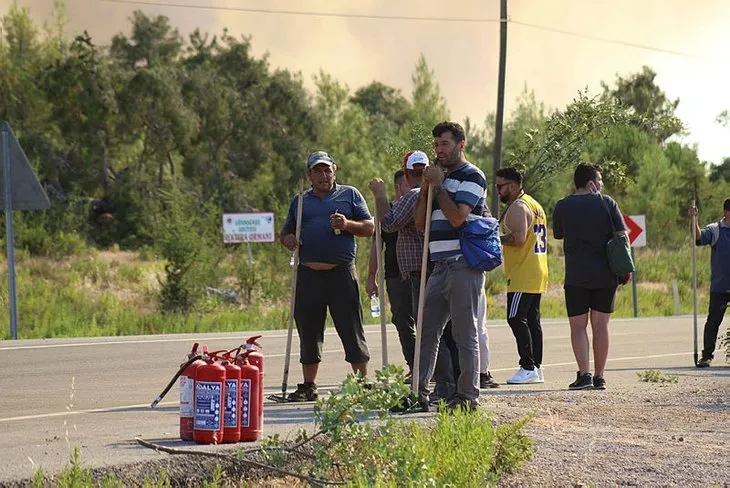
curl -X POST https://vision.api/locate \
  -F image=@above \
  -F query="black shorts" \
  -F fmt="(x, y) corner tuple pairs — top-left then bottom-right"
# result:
(564, 285), (617, 317)
(293, 264), (370, 365)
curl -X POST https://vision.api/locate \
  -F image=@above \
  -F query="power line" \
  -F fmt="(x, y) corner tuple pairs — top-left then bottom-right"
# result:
(509, 19), (714, 61)
(99, 0), (724, 62)
(100, 0), (500, 23)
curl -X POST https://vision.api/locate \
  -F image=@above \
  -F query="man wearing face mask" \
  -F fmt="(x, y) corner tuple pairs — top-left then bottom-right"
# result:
(280, 151), (375, 402)
(552, 163), (627, 391)
(495, 167), (549, 385)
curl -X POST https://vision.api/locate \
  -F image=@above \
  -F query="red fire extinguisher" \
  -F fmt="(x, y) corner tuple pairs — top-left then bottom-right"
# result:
(193, 346), (226, 445)
(218, 349), (241, 444)
(236, 351), (261, 442)
(179, 343), (205, 441)
(243, 336), (264, 429)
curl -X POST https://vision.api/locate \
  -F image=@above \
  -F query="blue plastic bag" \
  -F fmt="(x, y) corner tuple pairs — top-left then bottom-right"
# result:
(458, 216), (503, 272)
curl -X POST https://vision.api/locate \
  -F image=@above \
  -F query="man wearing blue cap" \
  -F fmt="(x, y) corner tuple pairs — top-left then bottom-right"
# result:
(280, 151), (375, 401)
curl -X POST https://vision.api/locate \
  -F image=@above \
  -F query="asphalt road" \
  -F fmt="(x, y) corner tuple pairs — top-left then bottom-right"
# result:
(0, 315), (718, 483)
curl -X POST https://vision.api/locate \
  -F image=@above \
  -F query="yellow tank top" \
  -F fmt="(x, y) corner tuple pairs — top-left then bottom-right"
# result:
(501, 193), (548, 293)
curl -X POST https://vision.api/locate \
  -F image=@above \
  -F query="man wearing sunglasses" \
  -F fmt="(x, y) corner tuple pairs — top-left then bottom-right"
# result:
(495, 167), (548, 385)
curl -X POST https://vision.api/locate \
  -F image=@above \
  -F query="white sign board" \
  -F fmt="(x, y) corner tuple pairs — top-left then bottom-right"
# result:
(623, 214), (646, 248)
(223, 213), (275, 243)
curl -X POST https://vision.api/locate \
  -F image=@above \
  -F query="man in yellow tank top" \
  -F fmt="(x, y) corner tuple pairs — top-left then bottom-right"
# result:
(495, 167), (549, 384)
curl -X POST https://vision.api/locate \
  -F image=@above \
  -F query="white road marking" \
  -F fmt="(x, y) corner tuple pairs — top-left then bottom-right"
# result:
(0, 350), (692, 423)
(0, 317), (668, 351)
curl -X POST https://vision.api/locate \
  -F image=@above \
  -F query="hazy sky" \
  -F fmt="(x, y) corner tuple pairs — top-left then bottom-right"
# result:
(10, 0), (730, 164)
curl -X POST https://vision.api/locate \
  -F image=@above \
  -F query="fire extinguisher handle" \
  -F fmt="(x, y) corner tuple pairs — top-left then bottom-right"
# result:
(246, 335), (263, 348)
(207, 349), (228, 360)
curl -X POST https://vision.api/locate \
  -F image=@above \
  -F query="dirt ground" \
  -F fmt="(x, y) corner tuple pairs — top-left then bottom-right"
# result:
(497, 367), (729, 487)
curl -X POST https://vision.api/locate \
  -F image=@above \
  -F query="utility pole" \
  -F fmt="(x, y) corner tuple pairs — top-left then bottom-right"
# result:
(492, 0), (508, 216)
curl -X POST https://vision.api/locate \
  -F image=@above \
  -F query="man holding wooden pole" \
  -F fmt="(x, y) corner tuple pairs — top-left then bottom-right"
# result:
(279, 151), (374, 402)
(689, 198), (730, 368)
(412, 122), (489, 412)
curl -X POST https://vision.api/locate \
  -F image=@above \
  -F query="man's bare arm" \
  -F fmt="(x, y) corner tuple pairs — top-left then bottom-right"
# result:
(500, 202), (531, 246)
(365, 239), (378, 296)
(373, 193), (391, 224)
(345, 219), (375, 237)
(414, 185), (429, 231)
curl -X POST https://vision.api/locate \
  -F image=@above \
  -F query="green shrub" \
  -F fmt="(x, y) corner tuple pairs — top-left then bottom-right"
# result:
(303, 368), (534, 486)
(637, 370), (679, 384)
(153, 189), (223, 314)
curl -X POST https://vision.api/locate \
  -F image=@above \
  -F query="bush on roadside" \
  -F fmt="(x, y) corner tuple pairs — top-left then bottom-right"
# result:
(270, 367), (534, 486)
(153, 188), (224, 314)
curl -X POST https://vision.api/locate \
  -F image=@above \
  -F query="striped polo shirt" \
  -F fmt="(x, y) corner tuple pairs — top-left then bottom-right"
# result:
(429, 162), (487, 261)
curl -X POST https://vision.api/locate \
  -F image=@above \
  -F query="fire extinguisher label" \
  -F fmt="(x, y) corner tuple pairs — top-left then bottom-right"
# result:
(224, 380), (239, 428)
(179, 376), (194, 418)
(241, 378), (252, 428)
(194, 381), (222, 431)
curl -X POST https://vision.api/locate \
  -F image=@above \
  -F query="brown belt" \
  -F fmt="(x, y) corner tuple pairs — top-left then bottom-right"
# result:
(301, 262), (338, 271)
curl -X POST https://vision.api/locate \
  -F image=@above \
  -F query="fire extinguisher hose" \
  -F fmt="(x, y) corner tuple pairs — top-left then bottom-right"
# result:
(149, 354), (202, 409)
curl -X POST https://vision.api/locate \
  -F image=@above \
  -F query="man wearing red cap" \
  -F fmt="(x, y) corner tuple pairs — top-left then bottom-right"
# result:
(369, 151), (430, 374)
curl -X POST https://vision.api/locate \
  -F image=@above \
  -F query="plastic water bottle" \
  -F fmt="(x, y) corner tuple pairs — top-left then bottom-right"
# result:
(369, 294), (380, 318)
(289, 252), (296, 268)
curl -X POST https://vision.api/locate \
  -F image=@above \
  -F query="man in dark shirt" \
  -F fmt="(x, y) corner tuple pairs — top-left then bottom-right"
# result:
(689, 198), (730, 368)
(366, 169), (416, 373)
(552, 163), (627, 391)
(280, 151), (374, 401)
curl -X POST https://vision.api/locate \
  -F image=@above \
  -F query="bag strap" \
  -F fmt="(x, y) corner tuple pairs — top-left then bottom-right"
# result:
(599, 194), (618, 234)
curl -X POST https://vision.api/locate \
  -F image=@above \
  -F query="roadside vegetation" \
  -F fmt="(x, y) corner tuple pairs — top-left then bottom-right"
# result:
(636, 369), (680, 384)
(31, 368), (533, 487)
(0, 243), (713, 339)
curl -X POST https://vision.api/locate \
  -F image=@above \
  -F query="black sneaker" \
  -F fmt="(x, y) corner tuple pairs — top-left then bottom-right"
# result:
(441, 396), (478, 413)
(593, 375), (606, 390)
(697, 357), (712, 368)
(287, 382), (318, 402)
(568, 372), (593, 390)
(480, 372), (500, 389)
(390, 392), (429, 413)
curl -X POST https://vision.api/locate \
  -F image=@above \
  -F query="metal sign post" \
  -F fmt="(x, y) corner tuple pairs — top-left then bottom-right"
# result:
(624, 214), (647, 318)
(1, 121), (52, 340)
(2, 129), (18, 339)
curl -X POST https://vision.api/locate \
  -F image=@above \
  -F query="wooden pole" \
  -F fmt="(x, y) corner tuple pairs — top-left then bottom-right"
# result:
(411, 186), (434, 394)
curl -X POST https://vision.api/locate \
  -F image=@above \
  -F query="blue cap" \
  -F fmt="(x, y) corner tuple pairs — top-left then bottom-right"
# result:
(306, 151), (336, 170)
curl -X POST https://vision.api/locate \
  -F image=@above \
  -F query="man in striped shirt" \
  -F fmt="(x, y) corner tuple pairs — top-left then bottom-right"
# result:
(413, 121), (488, 412)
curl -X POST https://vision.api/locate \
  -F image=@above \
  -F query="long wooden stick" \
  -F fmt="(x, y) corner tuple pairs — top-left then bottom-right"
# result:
(374, 204), (388, 368)
(134, 438), (347, 485)
(691, 200), (698, 366)
(411, 186), (433, 394)
(281, 184), (305, 396)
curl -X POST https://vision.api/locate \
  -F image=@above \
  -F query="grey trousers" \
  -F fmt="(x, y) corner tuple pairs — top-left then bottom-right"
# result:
(417, 257), (484, 402)
(410, 270), (457, 400)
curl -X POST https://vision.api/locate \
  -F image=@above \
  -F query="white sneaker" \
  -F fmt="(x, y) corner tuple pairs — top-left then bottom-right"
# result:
(535, 366), (545, 383)
(506, 367), (540, 384)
